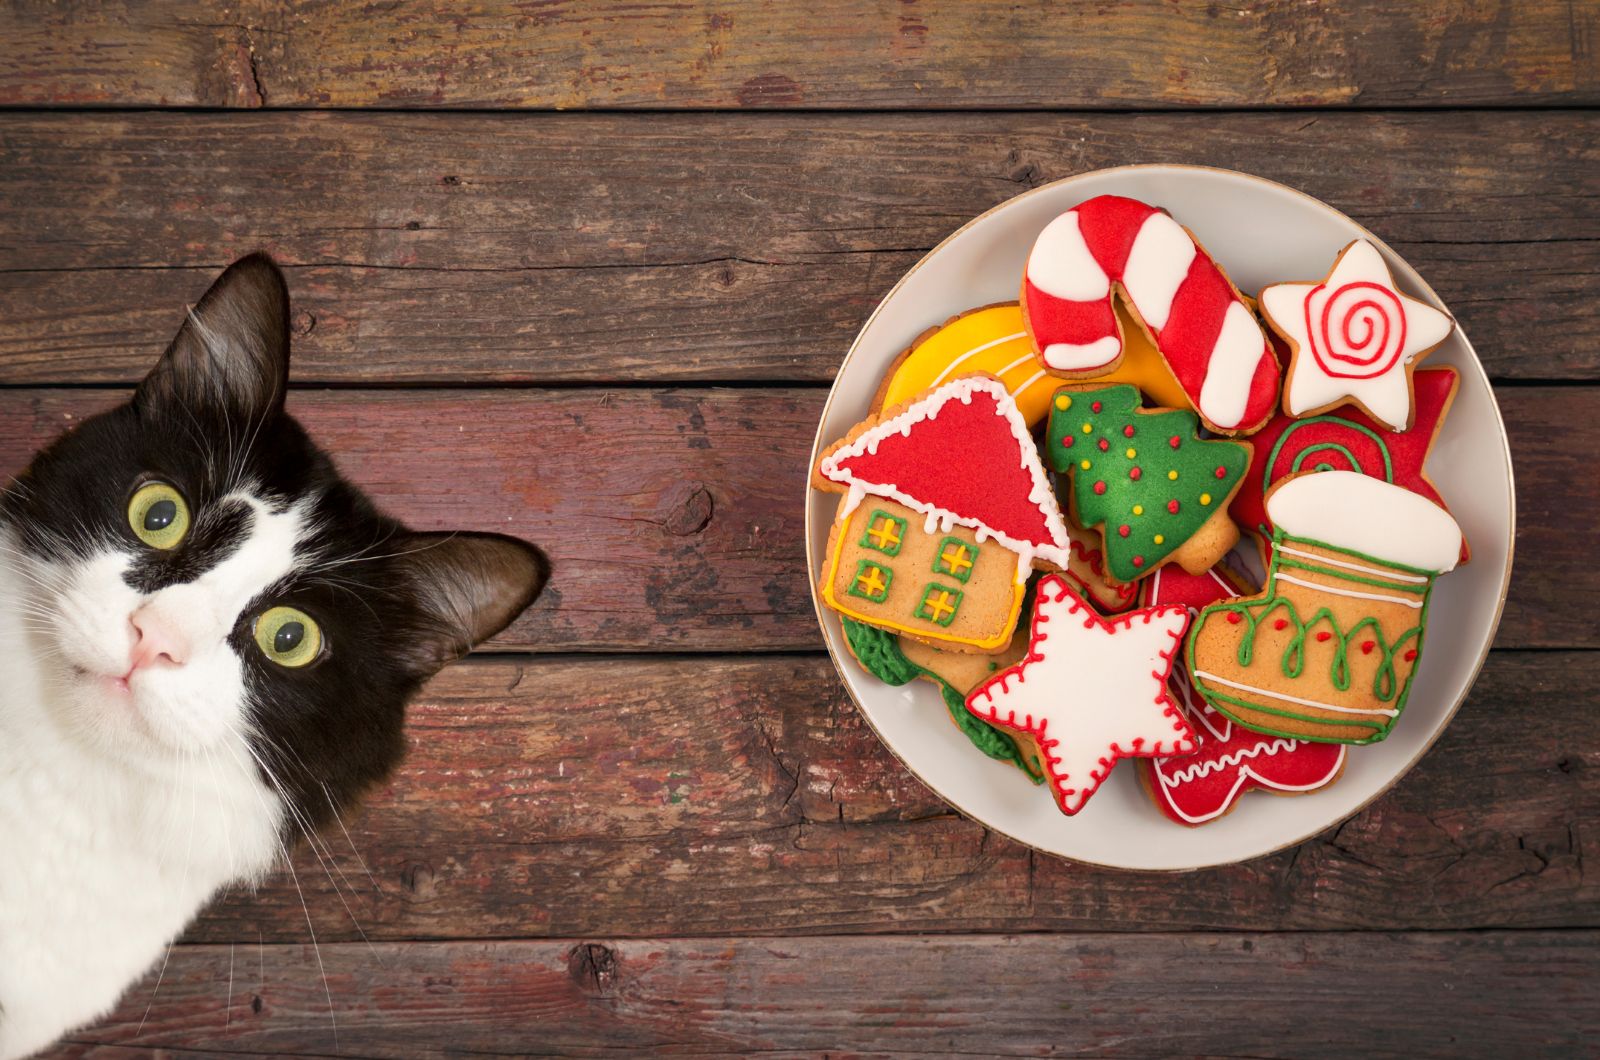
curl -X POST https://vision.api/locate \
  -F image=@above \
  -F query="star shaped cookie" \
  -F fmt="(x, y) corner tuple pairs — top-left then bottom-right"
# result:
(1261, 239), (1454, 431)
(965, 574), (1195, 816)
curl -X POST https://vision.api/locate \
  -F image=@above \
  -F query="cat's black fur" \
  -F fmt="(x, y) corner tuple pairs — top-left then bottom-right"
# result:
(1, 253), (547, 833)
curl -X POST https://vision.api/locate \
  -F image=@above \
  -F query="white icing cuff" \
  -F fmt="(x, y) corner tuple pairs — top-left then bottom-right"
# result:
(1042, 336), (1121, 372)
(1266, 470), (1461, 573)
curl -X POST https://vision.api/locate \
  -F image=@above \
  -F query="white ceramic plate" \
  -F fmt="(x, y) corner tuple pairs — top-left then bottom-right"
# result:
(805, 164), (1515, 870)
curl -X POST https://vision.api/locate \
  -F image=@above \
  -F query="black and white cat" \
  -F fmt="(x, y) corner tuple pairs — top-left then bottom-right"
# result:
(0, 254), (547, 1057)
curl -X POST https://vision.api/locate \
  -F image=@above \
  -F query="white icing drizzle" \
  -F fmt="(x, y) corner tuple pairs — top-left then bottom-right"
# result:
(1272, 572), (1424, 610)
(1011, 368), (1050, 402)
(1276, 544), (1430, 583)
(1191, 671), (1401, 717)
(840, 481), (868, 518)
(1159, 737), (1302, 786)
(818, 376), (1075, 570)
(930, 330), (1029, 388)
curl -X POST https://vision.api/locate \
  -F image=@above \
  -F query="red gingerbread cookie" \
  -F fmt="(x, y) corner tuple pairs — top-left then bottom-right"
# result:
(1135, 565), (1347, 826)
(1021, 194), (1280, 435)
(1228, 366), (1468, 565)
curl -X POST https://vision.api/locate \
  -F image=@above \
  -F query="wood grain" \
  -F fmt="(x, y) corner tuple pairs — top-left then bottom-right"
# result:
(0, 386), (1577, 651)
(3, 1), (1594, 111)
(153, 650), (1600, 944)
(0, 111), (1595, 384)
(47, 931), (1600, 1057)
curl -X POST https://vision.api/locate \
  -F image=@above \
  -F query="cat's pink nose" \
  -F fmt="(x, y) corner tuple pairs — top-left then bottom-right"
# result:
(128, 606), (188, 672)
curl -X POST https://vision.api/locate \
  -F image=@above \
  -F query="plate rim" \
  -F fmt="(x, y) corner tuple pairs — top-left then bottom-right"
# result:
(803, 162), (1517, 872)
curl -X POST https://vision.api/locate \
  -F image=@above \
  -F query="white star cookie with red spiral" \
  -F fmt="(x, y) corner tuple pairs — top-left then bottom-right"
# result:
(1262, 239), (1454, 432)
(965, 574), (1195, 816)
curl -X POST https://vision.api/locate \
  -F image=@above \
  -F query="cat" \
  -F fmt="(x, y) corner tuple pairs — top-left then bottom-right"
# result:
(0, 254), (547, 1058)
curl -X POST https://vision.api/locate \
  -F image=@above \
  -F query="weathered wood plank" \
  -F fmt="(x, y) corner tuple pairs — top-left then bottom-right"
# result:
(46, 932), (1600, 1057)
(0, 111), (1595, 383)
(2, 0), (1595, 110)
(160, 650), (1600, 943)
(0, 387), (1580, 651)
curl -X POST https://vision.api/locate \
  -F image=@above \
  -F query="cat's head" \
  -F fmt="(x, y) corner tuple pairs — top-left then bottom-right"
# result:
(2, 253), (547, 834)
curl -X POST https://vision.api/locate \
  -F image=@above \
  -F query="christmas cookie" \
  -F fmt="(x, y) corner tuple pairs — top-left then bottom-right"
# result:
(1188, 471), (1463, 745)
(1021, 194), (1280, 434)
(875, 301), (1193, 428)
(1059, 516), (1139, 615)
(1261, 239), (1455, 432)
(841, 617), (1044, 781)
(1045, 383), (1250, 583)
(965, 574), (1196, 816)
(814, 375), (1073, 652)
(1230, 366), (1468, 564)
(1135, 565), (1347, 826)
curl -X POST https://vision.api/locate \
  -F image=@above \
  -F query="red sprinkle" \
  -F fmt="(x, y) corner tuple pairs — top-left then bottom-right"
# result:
(1118, 525), (1131, 538)
(1098, 438), (1110, 451)
(1226, 611), (1242, 624)
(1060, 435), (1074, 448)
(1129, 467), (1142, 481)
(1091, 401), (1103, 413)
(1214, 466), (1227, 479)
(1167, 499), (1179, 514)
(1273, 619), (1288, 630)
(1123, 425), (1135, 437)
(1404, 649), (1418, 661)
(1316, 631), (1332, 642)
(1361, 641), (1376, 654)
(1093, 481), (1107, 495)
(1131, 555), (1144, 567)
(1169, 436), (1180, 449)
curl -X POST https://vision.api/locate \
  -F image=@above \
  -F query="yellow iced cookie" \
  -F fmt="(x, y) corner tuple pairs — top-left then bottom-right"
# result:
(876, 302), (1193, 426)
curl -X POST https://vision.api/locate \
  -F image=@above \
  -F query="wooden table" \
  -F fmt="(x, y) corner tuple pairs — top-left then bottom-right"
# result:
(2, 3), (1596, 1054)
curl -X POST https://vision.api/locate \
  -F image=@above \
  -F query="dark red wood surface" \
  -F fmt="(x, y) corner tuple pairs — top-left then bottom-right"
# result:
(2, 4), (1593, 1055)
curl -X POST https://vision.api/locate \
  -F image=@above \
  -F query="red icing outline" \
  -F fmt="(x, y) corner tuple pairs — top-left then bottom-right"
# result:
(825, 379), (1065, 553)
(1135, 566), (1346, 826)
(965, 574), (1196, 817)
(1227, 367), (1467, 563)
(1022, 194), (1280, 431)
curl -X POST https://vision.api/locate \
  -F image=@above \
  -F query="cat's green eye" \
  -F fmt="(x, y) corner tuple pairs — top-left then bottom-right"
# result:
(253, 606), (323, 669)
(127, 482), (191, 550)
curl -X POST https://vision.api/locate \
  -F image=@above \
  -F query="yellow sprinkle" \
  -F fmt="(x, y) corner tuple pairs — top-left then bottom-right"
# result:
(1055, 394), (1072, 411)
(1125, 448), (1137, 459)
(1200, 493), (1212, 505)
(1081, 423), (1093, 434)
(1132, 505), (1144, 516)
(1168, 470), (1178, 481)
(1154, 534), (1165, 545)
(1080, 459), (1091, 471)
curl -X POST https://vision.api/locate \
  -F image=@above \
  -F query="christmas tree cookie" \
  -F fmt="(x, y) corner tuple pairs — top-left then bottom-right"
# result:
(1046, 383), (1250, 583)
(1188, 471), (1463, 745)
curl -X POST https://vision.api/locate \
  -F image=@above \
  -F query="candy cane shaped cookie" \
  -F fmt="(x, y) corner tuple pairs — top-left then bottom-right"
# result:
(1021, 194), (1280, 435)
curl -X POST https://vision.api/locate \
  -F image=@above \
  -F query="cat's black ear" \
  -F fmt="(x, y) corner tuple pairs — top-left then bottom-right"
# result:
(135, 252), (290, 423)
(393, 532), (548, 676)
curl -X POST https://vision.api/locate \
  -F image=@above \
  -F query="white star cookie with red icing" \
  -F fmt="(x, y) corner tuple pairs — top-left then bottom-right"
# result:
(965, 573), (1195, 816)
(1262, 239), (1454, 432)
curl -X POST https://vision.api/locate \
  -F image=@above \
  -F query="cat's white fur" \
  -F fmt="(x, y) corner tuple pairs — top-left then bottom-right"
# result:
(0, 495), (308, 1058)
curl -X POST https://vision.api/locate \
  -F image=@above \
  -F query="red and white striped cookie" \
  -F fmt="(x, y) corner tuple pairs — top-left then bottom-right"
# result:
(1021, 194), (1280, 435)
